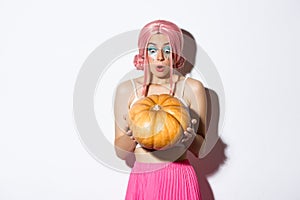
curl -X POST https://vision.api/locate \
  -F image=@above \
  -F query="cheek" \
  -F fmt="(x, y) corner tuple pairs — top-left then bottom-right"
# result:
(148, 52), (157, 60)
(147, 56), (158, 65)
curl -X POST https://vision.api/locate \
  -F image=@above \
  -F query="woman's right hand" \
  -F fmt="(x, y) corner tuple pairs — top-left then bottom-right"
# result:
(181, 119), (197, 144)
(125, 125), (137, 143)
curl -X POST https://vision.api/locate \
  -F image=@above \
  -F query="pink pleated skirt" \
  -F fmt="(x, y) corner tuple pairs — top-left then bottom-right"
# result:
(125, 159), (201, 200)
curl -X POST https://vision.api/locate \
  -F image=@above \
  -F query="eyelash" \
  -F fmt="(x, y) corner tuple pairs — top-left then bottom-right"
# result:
(148, 48), (157, 54)
(147, 47), (171, 54)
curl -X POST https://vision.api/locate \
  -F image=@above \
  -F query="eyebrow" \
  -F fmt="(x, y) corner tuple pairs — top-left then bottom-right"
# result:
(148, 42), (170, 46)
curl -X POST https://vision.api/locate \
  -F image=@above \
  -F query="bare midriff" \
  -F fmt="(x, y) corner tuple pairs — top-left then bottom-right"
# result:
(134, 146), (188, 163)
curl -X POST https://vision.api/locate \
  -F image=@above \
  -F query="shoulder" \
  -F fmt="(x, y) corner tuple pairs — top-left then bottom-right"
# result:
(117, 76), (144, 91)
(186, 77), (205, 93)
(115, 79), (137, 103)
(114, 80), (134, 111)
(115, 76), (143, 98)
(115, 80), (132, 95)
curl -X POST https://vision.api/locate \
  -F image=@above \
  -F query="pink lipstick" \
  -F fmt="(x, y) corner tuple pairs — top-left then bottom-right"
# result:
(156, 66), (165, 72)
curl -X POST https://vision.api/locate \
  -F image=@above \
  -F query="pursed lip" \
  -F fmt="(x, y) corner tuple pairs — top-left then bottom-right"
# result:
(156, 65), (165, 72)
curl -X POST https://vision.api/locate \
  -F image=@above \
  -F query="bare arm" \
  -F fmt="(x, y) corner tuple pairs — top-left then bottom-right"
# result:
(186, 78), (207, 157)
(113, 81), (137, 160)
(114, 124), (137, 160)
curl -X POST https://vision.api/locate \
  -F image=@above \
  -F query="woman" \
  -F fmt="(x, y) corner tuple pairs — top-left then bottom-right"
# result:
(114, 20), (207, 200)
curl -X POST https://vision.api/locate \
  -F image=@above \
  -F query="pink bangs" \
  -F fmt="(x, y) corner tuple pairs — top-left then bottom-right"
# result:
(133, 20), (185, 96)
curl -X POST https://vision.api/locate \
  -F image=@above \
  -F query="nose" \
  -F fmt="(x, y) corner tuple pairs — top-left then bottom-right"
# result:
(156, 49), (165, 61)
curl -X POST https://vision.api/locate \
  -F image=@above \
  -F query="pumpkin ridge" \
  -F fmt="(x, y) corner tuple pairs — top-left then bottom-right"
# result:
(164, 116), (172, 147)
(165, 112), (182, 144)
(133, 102), (154, 108)
(130, 110), (149, 122)
(135, 110), (156, 138)
(132, 104), (152, 110)
(147, 95), (159, 104)
(161, 105), (184, 109)
(162, 106), (189, 124)
(151, 111), (156, 149)
(166, 109), (188, 139)
(136, 98), (155, 106)
(158, 95), (170, 105)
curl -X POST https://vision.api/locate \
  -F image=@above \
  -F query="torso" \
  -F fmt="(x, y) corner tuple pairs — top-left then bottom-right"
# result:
(129, 75), (190, 163)
(134, 146), (188, 163)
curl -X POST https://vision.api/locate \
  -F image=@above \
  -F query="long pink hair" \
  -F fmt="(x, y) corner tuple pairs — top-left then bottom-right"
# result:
(133, 20), (185, 96)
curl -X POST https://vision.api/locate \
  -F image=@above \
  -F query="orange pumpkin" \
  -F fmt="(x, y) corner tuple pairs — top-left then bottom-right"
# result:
(128, 94), (190, 150)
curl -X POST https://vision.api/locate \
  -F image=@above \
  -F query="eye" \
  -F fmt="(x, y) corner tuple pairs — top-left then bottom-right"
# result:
(147, 47), (157, 54)
(163, 46), (171, 54)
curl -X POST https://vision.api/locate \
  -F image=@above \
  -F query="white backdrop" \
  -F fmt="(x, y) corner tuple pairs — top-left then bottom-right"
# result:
(1, 0), (299, 199)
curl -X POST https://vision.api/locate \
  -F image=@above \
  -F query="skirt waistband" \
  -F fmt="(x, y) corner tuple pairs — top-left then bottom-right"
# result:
(131, 159), (191, 173)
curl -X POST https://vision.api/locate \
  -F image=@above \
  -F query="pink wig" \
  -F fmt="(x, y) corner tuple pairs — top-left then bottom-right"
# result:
(133, 20), (185, 96)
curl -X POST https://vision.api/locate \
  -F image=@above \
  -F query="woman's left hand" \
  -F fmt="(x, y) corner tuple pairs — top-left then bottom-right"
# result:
(181, 119), (197, 143)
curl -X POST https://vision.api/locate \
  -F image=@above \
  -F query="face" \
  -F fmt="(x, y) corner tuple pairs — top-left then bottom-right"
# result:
(146, 34), (172, 79)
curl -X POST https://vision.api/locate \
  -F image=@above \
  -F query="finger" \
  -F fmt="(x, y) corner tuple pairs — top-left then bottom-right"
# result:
(187, 127), (193, 132)
(126, 130), (132, 136)
(130, 136), (135, 140)
(182, 135), (192, 143)
(188, 126), (197, 136)
(181, 138), (187, 143)
(191, 119), (197, 125)
(184, 131), (189, 136)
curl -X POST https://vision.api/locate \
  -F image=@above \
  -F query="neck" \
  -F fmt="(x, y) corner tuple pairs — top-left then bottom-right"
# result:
(150, 74), (178, 85)
(151, 77), (170, 85)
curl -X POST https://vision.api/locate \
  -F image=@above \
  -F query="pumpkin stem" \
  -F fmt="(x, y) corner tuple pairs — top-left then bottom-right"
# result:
(151, 104), (161, 111)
